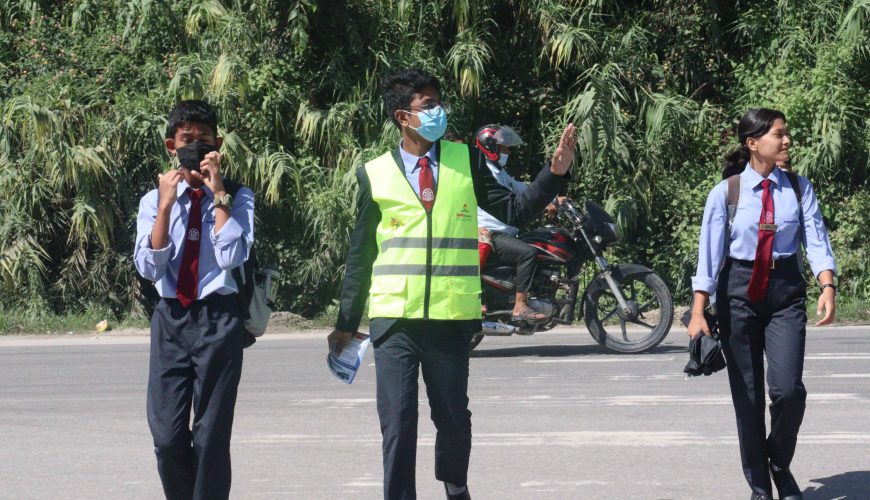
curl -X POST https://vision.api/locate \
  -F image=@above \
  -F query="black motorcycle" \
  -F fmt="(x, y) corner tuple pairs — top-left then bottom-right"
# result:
(475, 199), (674, 353)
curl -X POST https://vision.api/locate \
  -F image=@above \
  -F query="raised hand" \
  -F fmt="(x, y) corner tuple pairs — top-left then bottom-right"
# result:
(157, 169), (182, 211)
(192, 151), (225, 194)
(549, 123), (577, 176)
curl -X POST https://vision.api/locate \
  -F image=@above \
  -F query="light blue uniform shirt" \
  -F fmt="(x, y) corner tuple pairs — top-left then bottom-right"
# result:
(398, 141), (439, 196)
(477, 159), (528, 236)
(134, 179), (255, 299)
(691, 164), (836, 295)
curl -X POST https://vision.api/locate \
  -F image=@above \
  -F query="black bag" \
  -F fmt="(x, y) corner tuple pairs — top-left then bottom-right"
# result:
(680, 309), (726, 377)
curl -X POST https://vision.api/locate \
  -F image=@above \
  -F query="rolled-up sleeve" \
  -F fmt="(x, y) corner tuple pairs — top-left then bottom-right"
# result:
(799, 177), (837, 277)
(211, 187), (254, 270)
(691, 182), (727, 295)
(134, 191), (173, 281)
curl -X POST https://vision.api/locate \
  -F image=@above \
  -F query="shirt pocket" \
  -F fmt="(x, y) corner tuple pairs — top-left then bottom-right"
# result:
(774, 216), (801, 249)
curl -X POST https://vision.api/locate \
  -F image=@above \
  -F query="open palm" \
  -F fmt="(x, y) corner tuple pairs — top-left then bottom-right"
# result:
(550, 123), (577, 175)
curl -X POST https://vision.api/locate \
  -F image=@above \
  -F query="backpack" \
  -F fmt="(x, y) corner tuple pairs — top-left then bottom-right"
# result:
(224, 179), (280, 346)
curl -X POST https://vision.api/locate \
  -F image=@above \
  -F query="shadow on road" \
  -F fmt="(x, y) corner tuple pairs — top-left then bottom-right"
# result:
(803, 471), (870, 499)
(470, 343), (686, 358)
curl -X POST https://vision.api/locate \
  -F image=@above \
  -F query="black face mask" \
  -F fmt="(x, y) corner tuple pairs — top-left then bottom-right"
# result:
(176, 141), (217, 172)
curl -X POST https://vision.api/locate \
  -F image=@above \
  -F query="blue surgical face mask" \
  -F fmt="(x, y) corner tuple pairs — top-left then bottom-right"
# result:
(497, 153), (509, 167)
(408, 105), (448, 142)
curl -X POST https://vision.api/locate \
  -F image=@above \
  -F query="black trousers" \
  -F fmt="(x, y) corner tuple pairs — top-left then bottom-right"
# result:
(373, 320), (473, 500)
(491, 230), (538, 292)
(147, 294), (244, 500)
(718, 256), (807, 495)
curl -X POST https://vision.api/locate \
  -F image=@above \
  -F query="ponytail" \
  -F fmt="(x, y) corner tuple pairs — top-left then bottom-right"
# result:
(722, 145), (750, 179)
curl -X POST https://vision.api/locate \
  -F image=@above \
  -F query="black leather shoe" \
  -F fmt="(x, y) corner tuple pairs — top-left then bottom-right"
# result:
(770, 462), (803, 499)
(750, 493), (772, 500)
(444, 484), (471, 500)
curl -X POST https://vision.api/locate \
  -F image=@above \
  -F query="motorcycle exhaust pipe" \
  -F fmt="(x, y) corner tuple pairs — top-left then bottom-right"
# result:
(481, 321), (518, 336)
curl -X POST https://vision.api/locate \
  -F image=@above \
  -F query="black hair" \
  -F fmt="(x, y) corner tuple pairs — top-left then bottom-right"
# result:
(165, 100), (218, 139)
(722, 108), (786, 179)
(380, 69), (440, 128)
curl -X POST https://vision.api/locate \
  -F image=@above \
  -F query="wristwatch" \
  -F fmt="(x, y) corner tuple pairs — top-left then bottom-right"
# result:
(820, 283), (837, 294)
(213, 192), (233, 210)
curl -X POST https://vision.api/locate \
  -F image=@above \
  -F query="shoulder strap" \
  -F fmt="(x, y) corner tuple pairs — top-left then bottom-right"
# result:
(726, 174), (741, 226)
(784, 171), (806, 242)
(784, 171), (807, 273)
(223, 178), (243, 197)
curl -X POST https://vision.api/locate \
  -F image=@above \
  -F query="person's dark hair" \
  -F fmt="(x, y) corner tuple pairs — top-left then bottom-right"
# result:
(722, 108), (786, 179)
(165, 100), (218, 139)
(380, 69), (440, 128)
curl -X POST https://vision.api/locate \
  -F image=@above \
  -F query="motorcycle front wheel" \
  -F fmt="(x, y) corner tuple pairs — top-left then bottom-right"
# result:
(582, 265), (673, 353)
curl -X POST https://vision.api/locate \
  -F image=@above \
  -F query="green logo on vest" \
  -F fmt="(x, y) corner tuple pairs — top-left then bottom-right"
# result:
(455, 203), (471, 221)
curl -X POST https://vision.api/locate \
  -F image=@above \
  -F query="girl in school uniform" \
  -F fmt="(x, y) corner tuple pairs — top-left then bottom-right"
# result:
(688, 108), (837, 500)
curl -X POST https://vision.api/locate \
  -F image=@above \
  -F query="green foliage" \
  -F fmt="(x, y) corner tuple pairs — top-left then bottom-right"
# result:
(1, 0), (868, 326)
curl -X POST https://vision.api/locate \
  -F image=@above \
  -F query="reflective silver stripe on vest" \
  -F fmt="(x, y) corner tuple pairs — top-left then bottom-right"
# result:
(372, 265), (480, 277)
(380, 237), (478, 253)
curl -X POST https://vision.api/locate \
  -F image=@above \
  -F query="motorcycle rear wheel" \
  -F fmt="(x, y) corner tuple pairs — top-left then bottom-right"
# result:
(582, 266), (673, 353)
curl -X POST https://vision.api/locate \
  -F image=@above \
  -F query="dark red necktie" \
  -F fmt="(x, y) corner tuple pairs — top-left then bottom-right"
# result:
(747, 179), (775, 302)
(417, 156), (435, 211)
(176, 188), (204, 308)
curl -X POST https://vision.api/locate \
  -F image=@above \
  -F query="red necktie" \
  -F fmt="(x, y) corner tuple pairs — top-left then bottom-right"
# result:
(176, 188), (204, 308)
(417, 156), (435, 211)
(747, 179), (775, 302)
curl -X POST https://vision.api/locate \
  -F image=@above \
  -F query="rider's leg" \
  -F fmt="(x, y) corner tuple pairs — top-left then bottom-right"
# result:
(490, 231), (543, 318)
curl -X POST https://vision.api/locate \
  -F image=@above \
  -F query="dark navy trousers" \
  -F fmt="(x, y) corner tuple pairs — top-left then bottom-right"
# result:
(147, 294), (244, 500)
(373, 319), (473, 500)
(718, 256), (808, 496)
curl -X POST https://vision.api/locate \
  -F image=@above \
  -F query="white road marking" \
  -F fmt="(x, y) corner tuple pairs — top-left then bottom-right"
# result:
(524, 357), (676, 363)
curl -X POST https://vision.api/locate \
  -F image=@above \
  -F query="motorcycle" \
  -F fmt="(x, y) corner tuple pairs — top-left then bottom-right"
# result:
(474, 199), (674, 353)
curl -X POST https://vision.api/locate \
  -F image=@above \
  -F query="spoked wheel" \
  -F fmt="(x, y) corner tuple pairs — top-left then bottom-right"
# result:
(582, 265), (673, 353)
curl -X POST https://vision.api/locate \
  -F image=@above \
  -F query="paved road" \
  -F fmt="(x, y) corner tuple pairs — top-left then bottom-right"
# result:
(1, 326), (868, 499)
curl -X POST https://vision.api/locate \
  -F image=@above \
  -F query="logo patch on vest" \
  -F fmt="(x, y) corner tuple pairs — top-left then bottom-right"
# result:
(390, 217), (403, 230)
(187, 228), (200, 242)
(421, 188), (435, 202)
(455, 203), (471, 221)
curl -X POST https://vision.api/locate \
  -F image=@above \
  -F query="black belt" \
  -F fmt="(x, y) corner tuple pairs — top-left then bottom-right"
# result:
(729, 254), (798, 270)
(162, 293), (235, 306)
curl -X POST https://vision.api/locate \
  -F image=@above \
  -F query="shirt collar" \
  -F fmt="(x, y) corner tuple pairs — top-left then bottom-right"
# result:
(175, 178), (214, 199)
(485, 158), (504, 176)
(399, 140), (438, 174)
(741, 162), (781, 188)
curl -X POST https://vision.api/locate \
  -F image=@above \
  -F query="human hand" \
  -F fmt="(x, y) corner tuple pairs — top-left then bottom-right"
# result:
(328, 329), (354, 356)
(546, 196), (568, 217)
(191, 151), (225, 194)
(477, 227), (492, 246)
(815, 288), (836, 326)
(687, 311), (711, 340)
(157, 169), (182, 212)
(549, 124), (576, 176)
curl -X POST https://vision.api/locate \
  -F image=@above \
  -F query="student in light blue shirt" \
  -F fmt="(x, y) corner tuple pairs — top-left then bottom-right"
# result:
(134, 100), (254, 500)
(688, 108), (836, 500)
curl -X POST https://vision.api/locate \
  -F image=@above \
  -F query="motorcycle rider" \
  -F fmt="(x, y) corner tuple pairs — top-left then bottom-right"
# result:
(475, 124), (564, 323)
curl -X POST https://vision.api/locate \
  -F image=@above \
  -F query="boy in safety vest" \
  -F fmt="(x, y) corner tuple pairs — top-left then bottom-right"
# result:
(328, 68), (576, 500)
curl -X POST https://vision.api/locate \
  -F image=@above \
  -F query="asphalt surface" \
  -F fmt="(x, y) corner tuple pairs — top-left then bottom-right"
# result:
(1, 325), (868, 499)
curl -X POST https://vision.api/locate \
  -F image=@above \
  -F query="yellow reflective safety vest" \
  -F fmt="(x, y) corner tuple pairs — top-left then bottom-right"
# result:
(365, 140), (481, 320)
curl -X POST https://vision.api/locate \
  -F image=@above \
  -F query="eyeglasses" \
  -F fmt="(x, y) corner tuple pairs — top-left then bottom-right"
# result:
(406, 101), (451, 116)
